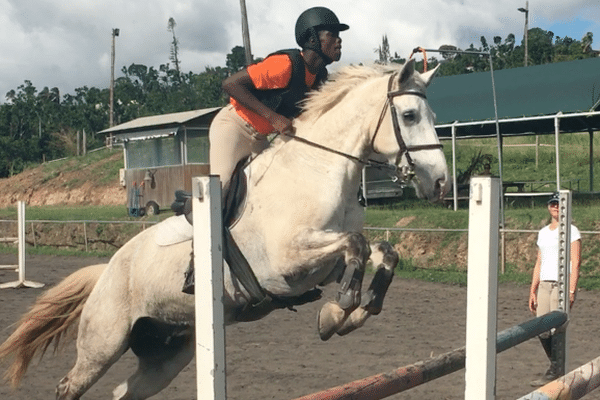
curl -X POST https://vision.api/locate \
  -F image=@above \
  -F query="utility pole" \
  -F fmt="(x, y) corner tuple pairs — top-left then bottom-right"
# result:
(519, 3), (534, 166)
(518, 2), (529, 67)
(109, 28), (119, 129)
(239, 0), (253, 66)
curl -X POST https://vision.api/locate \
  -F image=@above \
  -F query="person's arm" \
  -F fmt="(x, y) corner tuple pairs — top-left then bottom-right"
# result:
(222, 69), (294, 135)
(569, 239), (582, 307)
(529, 249), (542, 314)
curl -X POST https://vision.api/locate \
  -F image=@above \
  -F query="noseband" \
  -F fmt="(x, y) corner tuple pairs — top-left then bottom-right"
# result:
(371, 73), (443, 181)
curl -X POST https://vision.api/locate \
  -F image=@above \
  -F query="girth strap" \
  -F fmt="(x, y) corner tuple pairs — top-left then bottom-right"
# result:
(224, 228), (323, 322)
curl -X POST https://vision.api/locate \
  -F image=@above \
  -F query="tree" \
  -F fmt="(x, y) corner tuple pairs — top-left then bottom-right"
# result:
(375, 35), (391, 64)
(582, 32), (595, 54)
(439, 44), (458, 61)
(192, 67), (229, 107)
(167, 17), (181, 80)
(525, 28), (554, 65)
(226, 46), (248, 74)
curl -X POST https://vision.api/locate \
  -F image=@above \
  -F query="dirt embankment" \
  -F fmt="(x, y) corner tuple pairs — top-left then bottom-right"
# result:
(0, 153), (130, 252)
(0, 152), (126, 207)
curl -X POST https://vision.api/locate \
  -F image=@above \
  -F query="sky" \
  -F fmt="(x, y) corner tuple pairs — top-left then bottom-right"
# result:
(1, 0), (599, 103)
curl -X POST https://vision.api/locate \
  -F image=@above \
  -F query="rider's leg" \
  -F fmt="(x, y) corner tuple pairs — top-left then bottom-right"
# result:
(209, 105), (269, 196)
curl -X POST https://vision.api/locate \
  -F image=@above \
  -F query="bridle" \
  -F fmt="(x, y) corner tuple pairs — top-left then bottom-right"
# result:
(370, 72), (443, 181)
(284, 72), (443, 183)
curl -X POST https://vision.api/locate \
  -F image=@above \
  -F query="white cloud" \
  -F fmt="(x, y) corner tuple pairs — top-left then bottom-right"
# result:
(0, 0), (598, 102)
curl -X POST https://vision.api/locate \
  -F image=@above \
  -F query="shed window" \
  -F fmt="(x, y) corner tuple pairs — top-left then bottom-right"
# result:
(125, 136), (182, 168)
(186, 128), (210, 164)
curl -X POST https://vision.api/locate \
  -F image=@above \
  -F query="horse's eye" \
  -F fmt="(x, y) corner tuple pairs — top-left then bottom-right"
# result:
(403, 110), (416, 123)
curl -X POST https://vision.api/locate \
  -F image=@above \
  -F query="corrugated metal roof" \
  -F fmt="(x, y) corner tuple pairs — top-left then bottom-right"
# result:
(428, 57), (600, 137)
(114, 127), (178, 142)
(100, 107), (221, 134)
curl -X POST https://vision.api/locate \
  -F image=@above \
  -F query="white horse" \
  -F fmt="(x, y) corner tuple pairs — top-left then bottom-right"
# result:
(0, 60), (449, 400)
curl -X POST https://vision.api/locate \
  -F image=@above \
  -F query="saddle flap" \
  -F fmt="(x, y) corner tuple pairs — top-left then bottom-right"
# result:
(223, 158), (249, 228)
(154, 215), (193, 246)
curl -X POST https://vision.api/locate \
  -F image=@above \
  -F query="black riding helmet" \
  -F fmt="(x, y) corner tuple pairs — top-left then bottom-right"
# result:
(547, 191), (560, 205)
(295, 7), (349, 62)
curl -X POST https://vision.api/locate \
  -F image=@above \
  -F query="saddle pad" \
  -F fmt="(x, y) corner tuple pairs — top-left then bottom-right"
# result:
(154, 215), (193, 246)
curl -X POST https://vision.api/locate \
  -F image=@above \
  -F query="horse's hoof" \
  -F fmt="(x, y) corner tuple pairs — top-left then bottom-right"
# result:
(317, 301), (346, 341)
(336, 308), (369, 336)
(56, 377), (77, 400)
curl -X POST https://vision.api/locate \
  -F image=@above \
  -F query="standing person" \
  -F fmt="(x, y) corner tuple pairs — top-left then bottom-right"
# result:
(528, 192), (582, 385)
(209, 6), (349, 194)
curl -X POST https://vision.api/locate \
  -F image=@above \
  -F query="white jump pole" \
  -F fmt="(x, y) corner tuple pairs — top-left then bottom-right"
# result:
(0, 201), (44, 289)
(465, 176), (500, 400)
(192, 176), (226, 400)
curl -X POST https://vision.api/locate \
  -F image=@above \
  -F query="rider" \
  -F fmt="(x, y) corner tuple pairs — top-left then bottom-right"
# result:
(209, 6), (349, 195)
(177, 7), (349, 295)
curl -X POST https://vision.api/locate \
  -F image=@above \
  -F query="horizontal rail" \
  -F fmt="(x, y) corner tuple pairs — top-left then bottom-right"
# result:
(364, 226), (468, 233)
(436, 110), (600, 130)
(292, 311), (566, 400)
(518, 354), (600, 400)
(0, 219), (159, 225)
(363, 227), (599, 235)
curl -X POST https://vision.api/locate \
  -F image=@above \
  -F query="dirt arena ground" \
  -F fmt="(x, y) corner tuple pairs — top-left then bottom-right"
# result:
(2, 254), (600, 400)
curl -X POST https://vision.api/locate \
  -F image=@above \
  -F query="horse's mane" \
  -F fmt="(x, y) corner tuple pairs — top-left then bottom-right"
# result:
(300, 64), (401, 121)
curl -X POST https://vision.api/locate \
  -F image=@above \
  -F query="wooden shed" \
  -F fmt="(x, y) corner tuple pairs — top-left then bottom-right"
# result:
(100, 107), (221, 215)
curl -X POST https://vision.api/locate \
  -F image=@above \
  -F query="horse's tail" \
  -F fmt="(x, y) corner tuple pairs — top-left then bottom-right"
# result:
(0, 263), (106, 388)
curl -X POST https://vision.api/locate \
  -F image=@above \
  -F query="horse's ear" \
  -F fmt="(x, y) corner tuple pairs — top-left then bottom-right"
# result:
(398, 59), (416, 86)
(420, 64), (440, 87)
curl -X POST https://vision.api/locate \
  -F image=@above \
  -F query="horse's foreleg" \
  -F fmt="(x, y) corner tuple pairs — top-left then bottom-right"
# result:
(294, 231), (370, 341)
(336, 241), (399, 336)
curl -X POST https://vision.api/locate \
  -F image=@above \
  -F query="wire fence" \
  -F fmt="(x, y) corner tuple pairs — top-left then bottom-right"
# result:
(0, 219), (159, 253)
(0, 220), (598, 272)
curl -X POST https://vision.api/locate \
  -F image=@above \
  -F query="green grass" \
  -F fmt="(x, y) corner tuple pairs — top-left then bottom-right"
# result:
(0, 244), (115, 258)
(446, 133), (600, 191)
(0, 204), (174, 222)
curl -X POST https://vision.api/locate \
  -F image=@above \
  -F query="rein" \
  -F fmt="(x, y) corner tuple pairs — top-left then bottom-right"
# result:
(282, 134), (395, 172)
(285, 72), (443, 182)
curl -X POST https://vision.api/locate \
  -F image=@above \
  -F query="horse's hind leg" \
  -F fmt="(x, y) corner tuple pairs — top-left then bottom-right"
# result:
(56, 297), (130, 399)
(336, 241), (398, 336)
(112, 332), (194, 400)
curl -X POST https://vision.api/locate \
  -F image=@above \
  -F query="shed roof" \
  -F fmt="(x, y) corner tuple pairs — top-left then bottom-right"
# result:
(428, 57), (600, 137)
(100, 107), (221, 135)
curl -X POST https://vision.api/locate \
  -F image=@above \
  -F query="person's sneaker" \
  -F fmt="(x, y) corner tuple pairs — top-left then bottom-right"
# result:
(530, 364), (560, 386)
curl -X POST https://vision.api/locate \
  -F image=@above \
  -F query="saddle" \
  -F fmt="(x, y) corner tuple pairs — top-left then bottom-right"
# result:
(171, 158), (248, 228)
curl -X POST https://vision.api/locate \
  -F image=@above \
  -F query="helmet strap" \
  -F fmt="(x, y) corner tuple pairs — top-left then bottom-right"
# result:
(303, 27), (333, 65)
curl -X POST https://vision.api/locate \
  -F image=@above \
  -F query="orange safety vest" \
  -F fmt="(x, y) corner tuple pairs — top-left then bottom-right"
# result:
(231, 50), (327, 134)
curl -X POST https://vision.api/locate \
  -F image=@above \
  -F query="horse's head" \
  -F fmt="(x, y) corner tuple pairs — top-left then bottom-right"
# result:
(371, 59), (450, 202)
